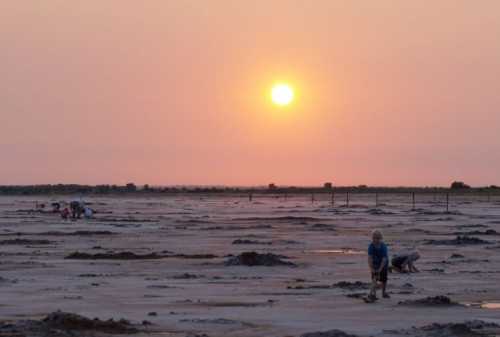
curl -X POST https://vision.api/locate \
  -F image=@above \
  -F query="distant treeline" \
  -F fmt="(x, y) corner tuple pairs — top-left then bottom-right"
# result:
(0, 182), (499, 196)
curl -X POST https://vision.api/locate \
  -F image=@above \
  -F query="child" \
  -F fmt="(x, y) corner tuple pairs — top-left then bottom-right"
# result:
(367, 230), (389, 301)
(391, 251), (420, 273)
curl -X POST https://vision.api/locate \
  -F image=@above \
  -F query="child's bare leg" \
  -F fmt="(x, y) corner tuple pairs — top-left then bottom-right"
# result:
(369, 274), (378, 298)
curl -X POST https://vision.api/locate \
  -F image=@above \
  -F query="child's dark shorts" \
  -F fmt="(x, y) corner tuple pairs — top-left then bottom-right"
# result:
(372, 267), (388, 283)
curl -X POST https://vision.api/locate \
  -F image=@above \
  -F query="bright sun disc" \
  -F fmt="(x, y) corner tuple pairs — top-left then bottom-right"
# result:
(271, 84), (294, 106)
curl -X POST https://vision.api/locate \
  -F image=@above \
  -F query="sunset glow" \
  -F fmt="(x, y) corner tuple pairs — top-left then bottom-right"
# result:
(271, 84), (294, 106)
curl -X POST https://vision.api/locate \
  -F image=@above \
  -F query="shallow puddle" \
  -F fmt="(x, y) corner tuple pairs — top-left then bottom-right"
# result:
(481, 302), (500, 309)
(463, 301), (500, 309)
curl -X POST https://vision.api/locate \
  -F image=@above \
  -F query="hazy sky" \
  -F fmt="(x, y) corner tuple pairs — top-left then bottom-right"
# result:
(2, 1), (500, 186)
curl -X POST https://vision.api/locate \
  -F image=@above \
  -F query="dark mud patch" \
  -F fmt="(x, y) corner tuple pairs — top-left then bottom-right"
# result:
(386, 320), (500, 337)
(235, 216), (323, 222)
(456, 224), (489, 229)
(309, 223), (337, 231)
(453, 229), (499, 236)
(0, 230), (117, 237)
(289, 281), (370, 291)
(225, 252), (296, 266)
(97, 217), (156, 223)
(301, 329), (360, 337)
(179, 318), (254, 327)
(202, 225), (272, 231)
(398, 296), (460, 306)
(43, 230), (116, 236)
(0, 311), (140, 336)
(0, 238), (53, 245)
(172, 273), (205, 279)
(66, 251), (218, 260)
(66, 251), (171, 260)
(232, 239), (272, 245)
(333, 281), (371, 291)
(288, 284), (333, 290)
(367, 209), (395, 215)
(424, 236), (492, 245)
(186, 300), (274, 308)
(404, 228), (436, 235)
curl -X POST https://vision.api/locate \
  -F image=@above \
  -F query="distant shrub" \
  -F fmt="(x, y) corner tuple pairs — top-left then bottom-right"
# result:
(450, 181), (470, 189)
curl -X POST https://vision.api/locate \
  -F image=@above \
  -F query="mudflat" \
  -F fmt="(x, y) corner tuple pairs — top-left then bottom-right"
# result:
(0, 194), (499, 337)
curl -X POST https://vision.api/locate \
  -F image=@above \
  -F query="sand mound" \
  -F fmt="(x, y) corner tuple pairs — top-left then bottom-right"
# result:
(398, 296), (459, 306)
(0, 311), (139, 336)
(392, 320), (500, 337)
(225, 252), (296, 266)
(42, 311), (138, 333)
(301, 329), (359, 337)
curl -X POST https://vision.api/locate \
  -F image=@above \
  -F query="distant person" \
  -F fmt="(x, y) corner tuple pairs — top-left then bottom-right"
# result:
(70, 199), (84, 219)
(61, 207), (70, 220)
(83, 207), (93, 219)
(51, 202), (61, 213)
(367, 230), (389, 302)
(391, 251), (420, 273)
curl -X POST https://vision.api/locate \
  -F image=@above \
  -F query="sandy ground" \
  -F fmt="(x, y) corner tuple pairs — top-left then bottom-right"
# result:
(0, 194), (499, 337)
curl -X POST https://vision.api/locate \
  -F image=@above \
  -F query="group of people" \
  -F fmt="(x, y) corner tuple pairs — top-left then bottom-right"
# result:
(36, 199), (94, 220)
(367, 229), (420, 302)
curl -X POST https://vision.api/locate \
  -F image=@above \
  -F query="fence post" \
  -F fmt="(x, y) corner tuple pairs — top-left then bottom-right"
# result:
(412, 192), (416, 210)
(375, 193), (379, 208)
(446, 193), (449, 213)
(331, 191), (335, 206)
(311, 193), (315, 203)
(249, 193), (252, 202)
(346, 191), (350, 208)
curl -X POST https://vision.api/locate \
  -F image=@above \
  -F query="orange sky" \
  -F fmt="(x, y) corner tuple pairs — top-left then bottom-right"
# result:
(1, 1), (500, 186)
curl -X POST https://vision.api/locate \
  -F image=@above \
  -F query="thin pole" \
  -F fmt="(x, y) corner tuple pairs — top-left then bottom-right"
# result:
(375, 193), (379, 208)
(311, 193), (315, 203)
(412, 192), (416, 210)
(331, 191), (335, 206)
(249, 193), (252, 202)
(446, 193), (449, 213)
(346, 191), (350, 208)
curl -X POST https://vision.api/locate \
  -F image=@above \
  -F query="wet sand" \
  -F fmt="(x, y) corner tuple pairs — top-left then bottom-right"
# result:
(0, 194), (499, 337)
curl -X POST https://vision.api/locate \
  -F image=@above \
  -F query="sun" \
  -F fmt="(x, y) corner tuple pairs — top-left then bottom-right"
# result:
(271, 83), (294, 106)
